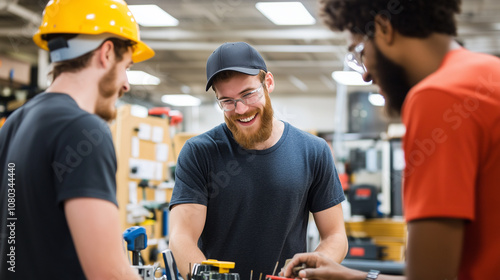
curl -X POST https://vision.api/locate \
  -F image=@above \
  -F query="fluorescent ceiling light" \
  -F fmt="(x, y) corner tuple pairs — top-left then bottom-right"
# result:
(368, 93), (385, 106)
(332, 71), (372, 86)
(127, 71), (161, 85)
(128, 5), (179, 27)
(162, 95), (201, 107)
(256, 2), (316, 25)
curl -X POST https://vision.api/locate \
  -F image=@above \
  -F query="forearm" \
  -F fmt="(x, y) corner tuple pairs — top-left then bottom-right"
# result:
(169, 234), (206, 278)
(314, 232), (348, 263)
(314, 239), (405, 280)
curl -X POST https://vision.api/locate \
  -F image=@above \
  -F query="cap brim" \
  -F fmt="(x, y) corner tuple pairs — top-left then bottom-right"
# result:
(206, 67), (261, 91)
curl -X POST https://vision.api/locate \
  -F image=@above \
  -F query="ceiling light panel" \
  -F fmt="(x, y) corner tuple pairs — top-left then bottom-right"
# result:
(162, 95), (201, 107)
(256, 2), (316, 25)
(127, 71), (161, 85)
(128, 5), (179, 27)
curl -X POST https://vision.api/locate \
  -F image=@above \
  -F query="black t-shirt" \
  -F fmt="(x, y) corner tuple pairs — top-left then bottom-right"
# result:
(0, 93), (118, 279)
(170, 123), (345, 279)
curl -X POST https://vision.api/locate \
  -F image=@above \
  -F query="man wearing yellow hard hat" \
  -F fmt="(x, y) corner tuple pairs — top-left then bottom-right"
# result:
(0, 0), (153, 279)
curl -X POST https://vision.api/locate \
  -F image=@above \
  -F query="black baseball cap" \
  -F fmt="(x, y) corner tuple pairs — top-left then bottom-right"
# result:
(205, 42), (267, 91)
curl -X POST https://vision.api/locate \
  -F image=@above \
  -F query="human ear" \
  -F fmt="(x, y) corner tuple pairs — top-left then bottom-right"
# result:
(374, 14), (395, 45)
(264, 71), (275, 93)
(97, 40), (115, 69)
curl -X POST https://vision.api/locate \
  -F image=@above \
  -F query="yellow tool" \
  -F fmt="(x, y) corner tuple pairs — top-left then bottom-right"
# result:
(201, 259), (235, 274)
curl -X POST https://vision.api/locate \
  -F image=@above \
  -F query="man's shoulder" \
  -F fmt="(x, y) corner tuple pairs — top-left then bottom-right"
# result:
(186, 123), (229, 145)
(442, 49), (500, 80)
(22, 92), (89, 122)
(5, 93), (111, 144)
(414, 49), (500, 92)
(406, 49), (500, 109)
(286, 122), (326, 146)
(2, 93), (87, 134)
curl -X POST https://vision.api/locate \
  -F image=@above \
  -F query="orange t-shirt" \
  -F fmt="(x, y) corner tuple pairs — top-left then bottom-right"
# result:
(402, 47), (500, 279)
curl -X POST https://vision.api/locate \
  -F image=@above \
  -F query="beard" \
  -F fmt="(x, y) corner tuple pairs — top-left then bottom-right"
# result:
(95, 63), (122, 122)
(225, 91), (274, 150)
(373, 43), (412, 117)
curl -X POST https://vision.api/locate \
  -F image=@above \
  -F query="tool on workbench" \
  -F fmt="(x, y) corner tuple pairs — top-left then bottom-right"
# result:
(271, 261), (279, 277)
(162, 249), (181, 280)
(265, 276), (295, 280)
(191, 259), (240, 280)
(123, 226), (185, 280)
(278, 260), (306, 279)
(263, 260), (297, 280)
(291, 263), (306, 277)
(124, 226), (147, 266)
(123, 226), (166, 280)
(281, 260), (307, 278)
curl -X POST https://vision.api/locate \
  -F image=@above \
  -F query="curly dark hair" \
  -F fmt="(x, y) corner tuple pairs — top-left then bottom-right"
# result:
(320, 0), (461, 38)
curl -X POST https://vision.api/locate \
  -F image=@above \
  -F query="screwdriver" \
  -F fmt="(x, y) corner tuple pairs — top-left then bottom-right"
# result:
(162, 249), (180, 280)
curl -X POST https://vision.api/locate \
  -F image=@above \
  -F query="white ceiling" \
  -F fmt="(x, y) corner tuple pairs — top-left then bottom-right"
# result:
(1, 0), (500, 106)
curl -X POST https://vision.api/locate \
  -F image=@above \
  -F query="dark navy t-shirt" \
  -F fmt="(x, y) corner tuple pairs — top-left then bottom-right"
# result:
(0, 93), (118, 279)
(170, 122), (344, 279)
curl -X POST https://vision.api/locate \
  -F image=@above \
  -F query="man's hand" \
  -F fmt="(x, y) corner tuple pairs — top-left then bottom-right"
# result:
(281, 252), (365, 280)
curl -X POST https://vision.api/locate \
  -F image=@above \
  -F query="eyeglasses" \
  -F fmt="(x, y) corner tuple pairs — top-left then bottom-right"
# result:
(217, 85), (264, 112)
(345, 39), (367, 74)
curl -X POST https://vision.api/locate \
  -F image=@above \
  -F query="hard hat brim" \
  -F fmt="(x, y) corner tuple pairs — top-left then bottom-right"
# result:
(132, 40), (155, 63)
(33, 31), (155, 63)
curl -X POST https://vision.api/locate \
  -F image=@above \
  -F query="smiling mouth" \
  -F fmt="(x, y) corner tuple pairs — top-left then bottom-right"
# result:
(238, 114), (256, 123)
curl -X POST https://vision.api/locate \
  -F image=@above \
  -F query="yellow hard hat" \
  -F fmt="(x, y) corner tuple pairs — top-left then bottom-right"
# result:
(33, 0), (154, 63)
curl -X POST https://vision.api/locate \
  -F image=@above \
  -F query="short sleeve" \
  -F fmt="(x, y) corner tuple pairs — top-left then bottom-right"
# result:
(169, 141), (209, 209)
(52, 115), (118, 207)
(402, 89), (479, 222)
(307, 141), (345, 213)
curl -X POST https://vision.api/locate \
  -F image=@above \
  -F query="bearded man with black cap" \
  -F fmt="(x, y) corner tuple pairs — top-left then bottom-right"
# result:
(169, 42), (348, 279)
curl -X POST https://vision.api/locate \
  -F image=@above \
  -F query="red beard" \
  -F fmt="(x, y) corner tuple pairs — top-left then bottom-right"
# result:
(95, 62), (121, 122)
(225, 92), (274, 149)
